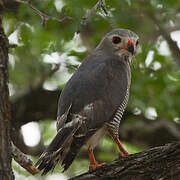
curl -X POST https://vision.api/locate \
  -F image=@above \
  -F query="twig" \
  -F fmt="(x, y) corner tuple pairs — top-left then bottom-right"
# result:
(100, 0), (108, 15)
(14, 0), (72, 26)
(11, 141), (40, 175)
(77, 0), (108, 33)
(82, 0), (108, 21)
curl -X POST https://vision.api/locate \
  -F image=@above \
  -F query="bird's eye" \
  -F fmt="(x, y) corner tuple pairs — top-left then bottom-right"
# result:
(136, 40), (139, 46)
(112, 36), (121, 44)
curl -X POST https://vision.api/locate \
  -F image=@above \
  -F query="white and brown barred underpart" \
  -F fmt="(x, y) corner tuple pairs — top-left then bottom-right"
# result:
(107, 88), (130, 137)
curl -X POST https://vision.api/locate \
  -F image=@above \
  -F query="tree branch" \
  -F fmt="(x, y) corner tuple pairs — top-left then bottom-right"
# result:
(82, 0), (108, 21)
(144, 10), (180, 65)
(152, 16), (180, 64)
(11, 87), (60, 129)
(14, 0), (72, 26)
(0, 15), (14, 180)
(11, 142), (39, 175)
(70, 142), (180, 180)
(119, 119), (180, 148)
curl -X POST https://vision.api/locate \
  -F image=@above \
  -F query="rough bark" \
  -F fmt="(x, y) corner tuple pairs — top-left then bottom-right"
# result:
(70, 142), (180, 180)
(0, 15), (14, 180)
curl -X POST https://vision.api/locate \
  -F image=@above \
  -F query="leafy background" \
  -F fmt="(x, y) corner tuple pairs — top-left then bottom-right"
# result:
(3, 0), (180, 179)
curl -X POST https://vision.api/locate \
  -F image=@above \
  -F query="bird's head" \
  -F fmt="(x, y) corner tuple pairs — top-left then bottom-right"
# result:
(97, 29), (139, 64)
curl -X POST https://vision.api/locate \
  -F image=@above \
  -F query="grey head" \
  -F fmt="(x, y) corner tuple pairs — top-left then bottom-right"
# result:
(96, 29), (139, 64)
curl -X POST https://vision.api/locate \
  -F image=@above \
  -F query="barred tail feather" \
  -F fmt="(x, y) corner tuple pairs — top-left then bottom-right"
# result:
(36, 151), (61, 175)
(35, 119), (81, 175)
(61, 136), (85, 171)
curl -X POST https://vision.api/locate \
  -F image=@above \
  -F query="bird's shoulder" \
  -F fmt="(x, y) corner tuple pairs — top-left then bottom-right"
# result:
(58, 54), (114, 112)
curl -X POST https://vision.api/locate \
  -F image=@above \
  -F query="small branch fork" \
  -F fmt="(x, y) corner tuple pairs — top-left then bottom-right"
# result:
(82, 0), (108, 21)
(11, 142), (39, 175)
(14, 0), (72, 26)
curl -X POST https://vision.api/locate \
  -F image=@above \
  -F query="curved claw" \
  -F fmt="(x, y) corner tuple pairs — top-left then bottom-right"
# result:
(88, 162), (104, 172)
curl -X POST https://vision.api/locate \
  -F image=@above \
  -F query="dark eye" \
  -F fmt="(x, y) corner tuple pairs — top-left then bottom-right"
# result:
(136, 40), (139, 46)
(112, 36), (121, 44)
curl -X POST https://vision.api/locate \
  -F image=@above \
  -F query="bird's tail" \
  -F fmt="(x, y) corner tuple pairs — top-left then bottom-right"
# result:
(61, 127), (96, 171)
(61, 135), (85, 171)
(35, 119), (81, 175)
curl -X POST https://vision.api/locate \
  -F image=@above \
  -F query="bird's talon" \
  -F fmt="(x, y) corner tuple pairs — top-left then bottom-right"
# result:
(88, 163), (104, 172)
(118, 151), (130, 159)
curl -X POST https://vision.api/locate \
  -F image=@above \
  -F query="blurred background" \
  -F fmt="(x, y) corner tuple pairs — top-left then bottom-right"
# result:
(2, 0), (180, 179)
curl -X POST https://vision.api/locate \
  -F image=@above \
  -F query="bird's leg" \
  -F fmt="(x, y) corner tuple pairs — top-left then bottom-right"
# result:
(108, 129), (129, 156)
(88, 148), (103, 171)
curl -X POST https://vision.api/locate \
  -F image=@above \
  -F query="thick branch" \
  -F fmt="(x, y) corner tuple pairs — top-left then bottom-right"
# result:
(70, 142), (180, 180)
(0, 15), (14, 180)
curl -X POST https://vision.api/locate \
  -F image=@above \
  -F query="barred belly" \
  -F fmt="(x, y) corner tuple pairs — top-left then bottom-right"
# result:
(107, 89), (129, 137)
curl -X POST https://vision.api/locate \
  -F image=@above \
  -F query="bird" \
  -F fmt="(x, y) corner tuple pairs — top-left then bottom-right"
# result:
(35, 29), (139, 175)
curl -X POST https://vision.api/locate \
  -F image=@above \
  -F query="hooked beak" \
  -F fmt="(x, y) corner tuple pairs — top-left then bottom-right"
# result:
(127, 40), (134, 55)
(117, 40), (135, 55)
